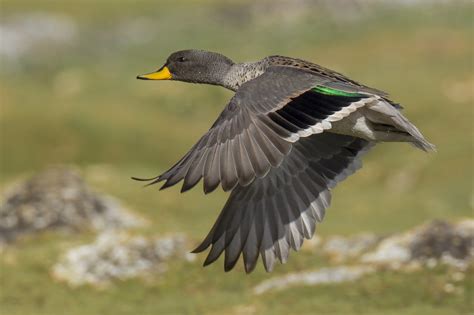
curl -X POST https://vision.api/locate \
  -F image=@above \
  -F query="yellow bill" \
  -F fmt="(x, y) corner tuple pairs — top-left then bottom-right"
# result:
(137, 66), (172, 80)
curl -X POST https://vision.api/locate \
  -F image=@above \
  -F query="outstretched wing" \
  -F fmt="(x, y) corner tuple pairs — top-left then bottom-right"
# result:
(193, 133), (374, 273)
(137, 66), (377, 193)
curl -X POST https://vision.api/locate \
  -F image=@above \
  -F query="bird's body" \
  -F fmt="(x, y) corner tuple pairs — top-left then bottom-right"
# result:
(136, 50), (434, 273)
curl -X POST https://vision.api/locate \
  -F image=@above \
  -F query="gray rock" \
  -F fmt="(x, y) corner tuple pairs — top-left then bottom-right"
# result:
(322, 233), (379, 262)
(52, 232), (188, 286)
(410, 220), (473, 261)
(360, 232), (412, 266)
(254, 265), (375, 295)
(361, 219), (474, 269)
(0, 167), (145, 244)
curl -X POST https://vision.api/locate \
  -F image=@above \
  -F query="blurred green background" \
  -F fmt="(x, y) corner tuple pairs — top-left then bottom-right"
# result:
(0, 1), (472, 314)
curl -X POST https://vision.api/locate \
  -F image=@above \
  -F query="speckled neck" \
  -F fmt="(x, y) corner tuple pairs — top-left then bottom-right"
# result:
(222, 59), (269, 91)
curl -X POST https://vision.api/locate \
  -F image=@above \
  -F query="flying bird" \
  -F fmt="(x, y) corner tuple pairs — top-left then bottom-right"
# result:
(135, 50), (434, 273)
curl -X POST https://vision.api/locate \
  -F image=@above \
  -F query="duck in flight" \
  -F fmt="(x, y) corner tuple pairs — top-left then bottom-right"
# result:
(135, 50), (434, 273)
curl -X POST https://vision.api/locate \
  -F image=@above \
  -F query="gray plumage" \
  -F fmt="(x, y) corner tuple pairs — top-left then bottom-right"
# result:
(136, 49), (435, 273)
(193, 134), (372, 272)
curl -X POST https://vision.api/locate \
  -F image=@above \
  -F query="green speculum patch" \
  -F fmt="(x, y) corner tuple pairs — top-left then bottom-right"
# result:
(312, 86), (363, 97)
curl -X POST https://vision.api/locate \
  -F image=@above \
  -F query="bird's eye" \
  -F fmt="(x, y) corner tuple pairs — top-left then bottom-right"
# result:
(177, 57), (187, 62)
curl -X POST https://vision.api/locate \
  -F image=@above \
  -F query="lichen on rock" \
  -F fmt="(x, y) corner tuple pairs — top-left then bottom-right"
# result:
(52, 232), (188, 286)
(0, 166), (145, 244)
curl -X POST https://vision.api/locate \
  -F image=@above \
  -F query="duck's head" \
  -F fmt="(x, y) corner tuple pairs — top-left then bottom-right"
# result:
(137, 50), (234, 87)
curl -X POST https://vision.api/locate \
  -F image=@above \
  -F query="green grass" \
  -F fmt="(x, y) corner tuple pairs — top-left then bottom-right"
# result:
(1, 1), (473, 314)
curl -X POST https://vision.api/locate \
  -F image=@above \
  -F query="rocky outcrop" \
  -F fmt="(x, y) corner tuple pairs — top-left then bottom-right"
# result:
(0, 167), (145, 244)
(360, 220), (474, 269)
(255, 219), (473, 294)
(52, 232), (190, 286)
(254, 265), (375, 295)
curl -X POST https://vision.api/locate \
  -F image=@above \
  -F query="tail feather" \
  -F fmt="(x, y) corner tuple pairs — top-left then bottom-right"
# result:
(411, 139), (436, 152)
(390, 112), (436, 152)
(367, 100), (435, 152)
